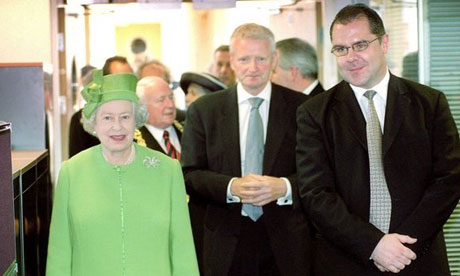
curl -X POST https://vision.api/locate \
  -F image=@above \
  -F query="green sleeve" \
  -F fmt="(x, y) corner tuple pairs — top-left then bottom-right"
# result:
(169, 160), (200, 276)
(46, 162), (72, 276)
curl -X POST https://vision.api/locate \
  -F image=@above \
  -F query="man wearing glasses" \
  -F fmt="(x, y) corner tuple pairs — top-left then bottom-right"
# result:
(296, 3), (460, 275)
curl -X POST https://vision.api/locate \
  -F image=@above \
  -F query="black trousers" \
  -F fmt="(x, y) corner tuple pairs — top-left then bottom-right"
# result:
(228, 216), (281, 276)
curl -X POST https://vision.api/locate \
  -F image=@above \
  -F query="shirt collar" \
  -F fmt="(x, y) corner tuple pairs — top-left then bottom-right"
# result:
(237, 82), (272, 104)
(349, 69), (390, 102)
(145, 124), (174, 138)
(303, 79), (319, 95)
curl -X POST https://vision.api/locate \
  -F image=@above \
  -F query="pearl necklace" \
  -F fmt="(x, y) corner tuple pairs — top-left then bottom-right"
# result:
(102, 144), (136, 165)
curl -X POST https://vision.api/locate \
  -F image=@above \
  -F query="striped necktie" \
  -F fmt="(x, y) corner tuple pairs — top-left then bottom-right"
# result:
(163, 130), (180, 160)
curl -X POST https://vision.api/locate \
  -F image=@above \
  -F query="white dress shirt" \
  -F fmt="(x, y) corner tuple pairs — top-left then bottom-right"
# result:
(302, 79), (319, 96)
(145, 124), (181, 153)
(350, 69), (390, 133)
(226, 82), (292, 208)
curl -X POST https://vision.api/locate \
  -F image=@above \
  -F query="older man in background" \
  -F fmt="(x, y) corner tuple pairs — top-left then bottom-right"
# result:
(271, 38), (324, 97)
(138, 59), (186, 120)
(135, 76), (182, 160)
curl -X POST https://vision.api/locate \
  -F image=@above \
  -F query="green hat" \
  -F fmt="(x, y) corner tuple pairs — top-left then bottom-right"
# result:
(81, 69), (139, 119)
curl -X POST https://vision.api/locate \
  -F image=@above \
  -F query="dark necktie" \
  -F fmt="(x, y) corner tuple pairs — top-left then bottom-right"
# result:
(365, 90), (391, 233)
(242, 97), (264, 221)
(163, 130), (180, 160)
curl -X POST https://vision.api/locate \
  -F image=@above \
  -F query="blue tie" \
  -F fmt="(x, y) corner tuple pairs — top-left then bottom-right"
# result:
(242, 97), (264, 221)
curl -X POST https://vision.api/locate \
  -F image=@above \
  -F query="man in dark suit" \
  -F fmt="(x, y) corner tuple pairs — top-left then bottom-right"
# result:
(182, 23), (312, 276)
(135, 76), (182, 159)
(69, 56), (133, 157)
(271, 38), (324, 97)
(296, 4), (460, 275)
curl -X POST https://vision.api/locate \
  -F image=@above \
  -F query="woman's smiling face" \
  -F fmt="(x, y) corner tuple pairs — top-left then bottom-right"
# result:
(94, 100), (135, 156)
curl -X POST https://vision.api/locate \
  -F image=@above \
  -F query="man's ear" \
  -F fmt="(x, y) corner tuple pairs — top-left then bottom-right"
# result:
(272, 49), (279, 70)
(229, 54), (236, 71)
(290, 66), (299, 82)
(381, 33), (389, 54)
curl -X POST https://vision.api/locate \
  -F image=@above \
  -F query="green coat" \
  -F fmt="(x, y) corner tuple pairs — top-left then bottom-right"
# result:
(46, 144), (199, 276)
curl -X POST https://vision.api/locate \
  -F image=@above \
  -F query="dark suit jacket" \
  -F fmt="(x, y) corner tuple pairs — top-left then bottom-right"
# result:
(136, 123), (182, 154)
(308, 83), (324, 98)
(69, 109), (99, 158)
(296, 74), (460, 275)
(182, 83), (313, 276)
(176, 108), (187, 124)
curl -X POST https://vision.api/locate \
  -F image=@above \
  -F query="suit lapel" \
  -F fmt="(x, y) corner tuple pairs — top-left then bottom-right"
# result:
(221, 88), (242, 177)
(140, 126), (166, 154)
(382, 74), (410, 156)
(333, 81), (368, 150)
(310, 83), (324, 97)
(263, 86), (288, 174)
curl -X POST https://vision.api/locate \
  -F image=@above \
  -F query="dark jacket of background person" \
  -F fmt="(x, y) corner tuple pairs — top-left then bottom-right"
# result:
(68, 109), (99, 157)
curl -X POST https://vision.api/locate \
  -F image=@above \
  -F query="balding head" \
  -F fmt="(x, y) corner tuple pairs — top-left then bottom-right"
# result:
(138, 60), (171, 84)
(137, 76), (176, 129)
(102, 56), (133, 75)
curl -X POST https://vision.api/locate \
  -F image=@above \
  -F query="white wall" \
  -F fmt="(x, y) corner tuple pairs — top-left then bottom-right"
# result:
(83, 1), (297, 80)
(0, 0), (52, 63)
(0, 0), (63, 183)
(62, 1), (319, 110)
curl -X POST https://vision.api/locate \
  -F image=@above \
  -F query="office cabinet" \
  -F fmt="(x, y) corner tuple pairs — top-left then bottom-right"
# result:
(0, 122), (16, 275)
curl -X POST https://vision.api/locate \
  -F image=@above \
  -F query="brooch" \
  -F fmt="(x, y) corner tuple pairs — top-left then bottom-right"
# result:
(143, 156), (160, 168)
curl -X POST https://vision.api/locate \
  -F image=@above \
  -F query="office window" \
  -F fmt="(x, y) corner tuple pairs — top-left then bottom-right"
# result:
(427, 1), (460, 274)
(370, 0), (419, 81)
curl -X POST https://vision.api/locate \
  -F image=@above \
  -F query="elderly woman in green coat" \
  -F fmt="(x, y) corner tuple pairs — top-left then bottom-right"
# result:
(46, 70), (199, 276)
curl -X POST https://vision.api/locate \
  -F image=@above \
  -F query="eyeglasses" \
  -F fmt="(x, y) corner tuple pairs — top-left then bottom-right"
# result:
(331, 37), (381, 57)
